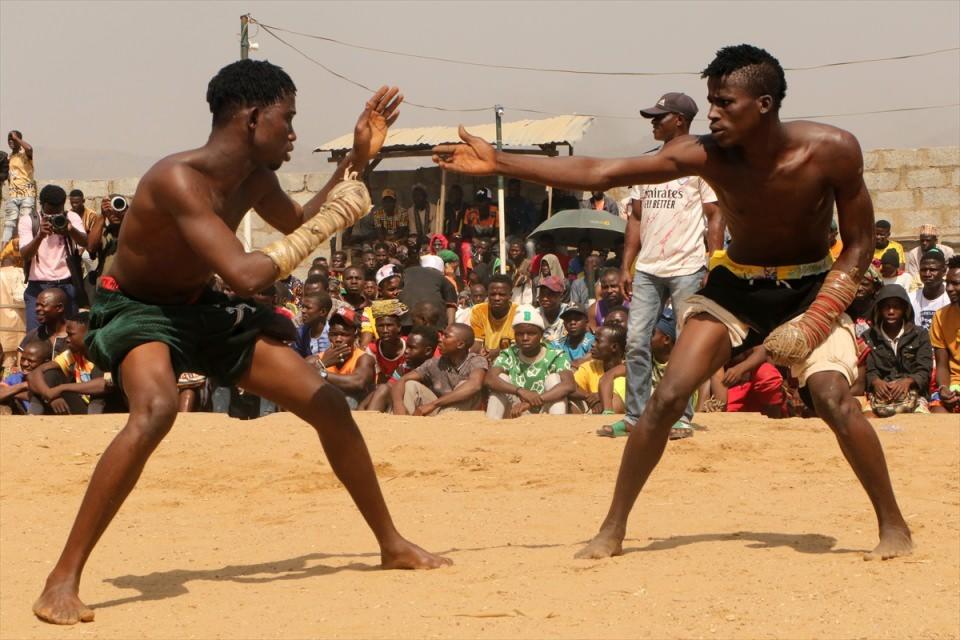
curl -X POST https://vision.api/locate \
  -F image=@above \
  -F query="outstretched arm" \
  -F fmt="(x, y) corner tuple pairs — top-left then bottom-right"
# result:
(432, 127), (703, 192)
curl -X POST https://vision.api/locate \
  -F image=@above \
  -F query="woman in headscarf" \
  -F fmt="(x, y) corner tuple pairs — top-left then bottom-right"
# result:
(438, 249), (461, 293)
(534, 253), (568, 301)
(427, 233), (448, 255)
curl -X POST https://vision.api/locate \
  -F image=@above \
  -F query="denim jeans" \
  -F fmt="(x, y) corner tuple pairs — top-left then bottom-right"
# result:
(24, 280), (77, 333)
(3, 196), (34, 246)
(623, 267), (706, 425)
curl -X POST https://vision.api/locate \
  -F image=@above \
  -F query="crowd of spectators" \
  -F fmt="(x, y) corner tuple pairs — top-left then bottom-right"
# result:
(1, 124), (957, 424)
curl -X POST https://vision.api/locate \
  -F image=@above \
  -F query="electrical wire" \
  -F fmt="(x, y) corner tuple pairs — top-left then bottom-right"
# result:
(250, 18), (958, 77)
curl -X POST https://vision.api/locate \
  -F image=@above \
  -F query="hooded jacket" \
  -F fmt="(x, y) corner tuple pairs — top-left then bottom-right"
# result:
(864, 285), (932, 390)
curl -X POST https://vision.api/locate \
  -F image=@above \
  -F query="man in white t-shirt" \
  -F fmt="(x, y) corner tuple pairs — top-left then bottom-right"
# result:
(605, 92), (724, 437)
(910, 249), (950, 330)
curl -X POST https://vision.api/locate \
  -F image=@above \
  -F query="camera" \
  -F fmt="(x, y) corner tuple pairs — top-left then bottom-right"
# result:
(48, 213), (68, 231)
(111, 196), (129, 213)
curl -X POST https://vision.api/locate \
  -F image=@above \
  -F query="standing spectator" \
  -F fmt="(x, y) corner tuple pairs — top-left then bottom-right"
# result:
(399, 251), (457, 327)
(879, 248), (912, 290)
(571, 324), (627, 414)
(85, 195), (126, 303)
(0, 250), (26, 373)
(372, 188), (408, 241)
(469, 237), (497, 286)
(537, 275), (567, 342)
(407, 184), (435, 242)
(583, 191), (620, 216)
(485, 305), (575, 419)
(930, 256), (960, 413)
(864, 285), (932, 417)
(19, 287), (69, 358)
(911, 250), (951, 330)
(391, 323), (487, 415)
(18, 185), (87, 329)
(312, 307), (376, 409)
(608, 92), (722, 438)
(469, 273), (517, 358)
(4, 131), (36, 246)
(68, 190), (100, 234)
(873, 219), (905, 265)
(504, 238), (533, 305)
(552, 303), (595, 365)
(906, 224), (955, 277)
(443, 184), (467, 238)
(504, 178), (535, 236)
(463, 188), (499, 239)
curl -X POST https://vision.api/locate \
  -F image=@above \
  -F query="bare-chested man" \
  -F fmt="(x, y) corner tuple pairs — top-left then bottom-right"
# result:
(433, 44), (912, 562)
(34, 59), (450, 626)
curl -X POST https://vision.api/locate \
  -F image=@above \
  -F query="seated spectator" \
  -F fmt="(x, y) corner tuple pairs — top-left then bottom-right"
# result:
(373, 189), (409, 241)
(372, 241), (392, 270)
(176, 372), (209, 413)
(27, 312), (121, 414)
(537, 275), (567, 342)
(330, 250), (347, 280)
(19, 287), (69, 358)
(470, 274), (517, 360)
(455, 282), (487, 324)
(443, 184), (467, 238)
(360, 264), (403, 346)
(713, 346), (785, 416)
(0, 249), (26, 374)
(365, 300), (409, 384)
(911, 250), (951, 330)
(504, 238), (533, 305)
(906, 224), (954, 277)
(361, 272), (379, 301)
(879, 249), (912, 290)
(340, 266), (370, 312)
(534, 253), (566, 297)
(552, 303), (595, 366)
(0, 339), (50, 414)
(588, 268), (626, 331)
(529, 234), (571, 278)
(294, 291), (333, 358)
(864, 285), (932, 417)
(252, 283), (295, 321)
(312, 307), (376, 409)
(571, 325), (626, 414)
(411, 300), (444, 334)
(930, 256), (960, 413)
(399, 251), (457, 328)
(439, 249), (461, 293)
(567, 239), (594, 280)
(485, 305), (575, 419)
(391, 323), (487, 415)
(603, 305), (629, 330)
(362, 325), (438, 412)
(504, 178), (536, 236)
(873, 219), (905, 265)
(470, 237), (497, 286)
(828, 218), (843, 261)
(455, 289), (472, 324)
(569, 254), (602, 308)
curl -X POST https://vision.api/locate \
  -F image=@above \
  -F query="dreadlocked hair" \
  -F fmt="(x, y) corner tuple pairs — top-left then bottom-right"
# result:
(701, 44), (787, 110)
(206, 59), (296, 126)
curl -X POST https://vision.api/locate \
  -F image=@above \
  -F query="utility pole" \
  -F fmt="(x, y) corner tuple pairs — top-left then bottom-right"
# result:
(240, 14), (252, 249)
(495, 105), (506, 274)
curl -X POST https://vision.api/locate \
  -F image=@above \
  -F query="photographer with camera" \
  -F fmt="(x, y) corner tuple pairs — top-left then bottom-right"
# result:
(18, 184), (87, 331)
(84, 194), (127, 303)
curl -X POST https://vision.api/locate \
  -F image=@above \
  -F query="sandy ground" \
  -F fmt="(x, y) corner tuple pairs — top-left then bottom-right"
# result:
(1, 411), (958, 639)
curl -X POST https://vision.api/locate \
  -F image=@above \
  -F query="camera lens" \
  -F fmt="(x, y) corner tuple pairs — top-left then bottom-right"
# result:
(111, 196), (128, 212)
(50, 213), (67, 230)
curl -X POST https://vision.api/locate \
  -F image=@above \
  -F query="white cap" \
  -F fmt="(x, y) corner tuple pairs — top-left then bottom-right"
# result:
(420, 254), (444, 273)
(512, 304), (545, 329)
(375, 264), (399, 285)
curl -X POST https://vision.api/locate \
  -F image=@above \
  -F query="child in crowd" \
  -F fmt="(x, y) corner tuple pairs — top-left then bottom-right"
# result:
(709, 346), (785, 417)
(0, 340), (51, 414)
(361, 273), (379, 302)
(361, 326), (438, 412)
(571, 325), (627, 414)
(864, 284), (932, 417)
(27, 312), (120, 414)
(365, 300), (409, 384)
(312, 307), (376, 410)
(294, 291), (333, 358)
(552, 303), (595, 366)
(485, 305), (575, 419)
(360, 265), (403, 347)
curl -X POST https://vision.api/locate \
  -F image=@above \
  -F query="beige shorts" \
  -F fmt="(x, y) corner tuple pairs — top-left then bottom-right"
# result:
(683, 296), (858, 387)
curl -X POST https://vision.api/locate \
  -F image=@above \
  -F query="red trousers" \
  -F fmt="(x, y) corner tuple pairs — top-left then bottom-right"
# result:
(726, 363), (785, 412)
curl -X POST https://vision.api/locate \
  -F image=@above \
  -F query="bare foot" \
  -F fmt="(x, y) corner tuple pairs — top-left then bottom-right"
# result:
(863, 525), (914, 561)
(33, 581), (94, 625)
(575, 529), (624, 559)
(381, 539), (452, 570)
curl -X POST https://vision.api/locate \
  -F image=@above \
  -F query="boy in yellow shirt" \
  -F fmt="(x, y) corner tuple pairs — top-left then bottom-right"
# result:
(571, 325), (627, 414)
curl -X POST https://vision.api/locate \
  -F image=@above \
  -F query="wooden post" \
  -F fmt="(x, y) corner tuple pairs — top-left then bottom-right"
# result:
(437, 169), (447, 236)
(547, 186), (554, 219)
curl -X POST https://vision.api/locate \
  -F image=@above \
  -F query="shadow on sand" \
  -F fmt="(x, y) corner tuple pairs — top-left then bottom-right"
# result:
(621, 530), (863, 556)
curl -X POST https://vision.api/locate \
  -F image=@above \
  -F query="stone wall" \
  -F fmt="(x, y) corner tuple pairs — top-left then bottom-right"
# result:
(36, 145), (959, 277)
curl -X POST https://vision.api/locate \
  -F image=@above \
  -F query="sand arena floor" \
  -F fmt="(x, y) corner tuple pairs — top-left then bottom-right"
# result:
(1, 411), (958, 639)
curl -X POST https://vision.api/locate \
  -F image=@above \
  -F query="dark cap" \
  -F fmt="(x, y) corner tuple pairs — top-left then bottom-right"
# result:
(640, 92), (699, 120)
(560, 303), (588, 319)
(654, 309), (677, 342)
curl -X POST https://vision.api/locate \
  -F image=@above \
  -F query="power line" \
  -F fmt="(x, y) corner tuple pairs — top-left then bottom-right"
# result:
(250, 18), (958, 78)
(255, 22), (960, 123)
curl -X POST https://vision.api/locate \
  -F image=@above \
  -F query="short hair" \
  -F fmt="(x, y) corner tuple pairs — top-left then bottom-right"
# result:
(489, 273), (513, 289)
(373, 241), (389, 253)
(66, 311), (90, 326)
(38, 287), (67, 307)
(39, 184), (67, 207)
(600, 267), (620, 281)
(598, 324), (627, 352)
(876, 219), (891, 230)
(408, 325), (439, 350)
(8, 130), (22, 139)
(21, 339), (52, 359)
(605, 305), (629, 317)
(448, 322), (476, 350)
(69, 189), (84, 199)
(701, 44), (787, 110)
(948, 255), (960, 270)
(920, 249), (946, 266)
(302, 290), (332, 310)
(206, 59), (297, 126)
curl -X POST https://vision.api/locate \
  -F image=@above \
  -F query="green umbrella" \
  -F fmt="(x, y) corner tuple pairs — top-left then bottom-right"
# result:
(528, 209), (626, 248)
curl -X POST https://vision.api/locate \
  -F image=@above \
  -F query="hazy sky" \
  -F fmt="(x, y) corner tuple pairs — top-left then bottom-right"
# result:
(2, 0), (958, 180)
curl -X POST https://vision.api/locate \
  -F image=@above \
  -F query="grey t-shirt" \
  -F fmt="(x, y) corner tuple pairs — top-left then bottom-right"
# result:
(415, 352), (488, 396)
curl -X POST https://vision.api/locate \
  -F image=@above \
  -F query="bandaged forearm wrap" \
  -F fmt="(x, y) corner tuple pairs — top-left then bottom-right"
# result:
(763, 270), (859, 366)
(257, 174), (372, 279)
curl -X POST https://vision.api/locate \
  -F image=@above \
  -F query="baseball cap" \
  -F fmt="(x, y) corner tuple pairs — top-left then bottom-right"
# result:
(381, 188), (397, 200)
(328, 306), (360, 328)
(654, 311), (677, 342)
(560, 303), (588, 319)
(639, 92), (699, 120)
(375, 264), (399, 285)
(512, 304), (545, 329)
(475, 187), (492, 201)
(538, 275), (565, 293)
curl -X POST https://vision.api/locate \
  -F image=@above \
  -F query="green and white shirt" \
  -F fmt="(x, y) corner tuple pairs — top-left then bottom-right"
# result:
(494, 344), (571, 394)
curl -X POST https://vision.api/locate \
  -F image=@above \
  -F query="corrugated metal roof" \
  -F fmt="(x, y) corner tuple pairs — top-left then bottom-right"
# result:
(314, 114), (595, 153)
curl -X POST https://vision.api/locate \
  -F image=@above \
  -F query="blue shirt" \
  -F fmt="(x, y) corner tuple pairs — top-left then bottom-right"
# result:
(294, 323), (330, 357)
(552, 331), (595, 362)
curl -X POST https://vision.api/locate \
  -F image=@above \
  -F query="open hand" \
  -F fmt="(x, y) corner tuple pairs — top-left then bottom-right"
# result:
(432, 126), (497, 175)
(352, 86), (403, 166)
(517, 388), (542, 408)
(50, 397), (70, 415)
